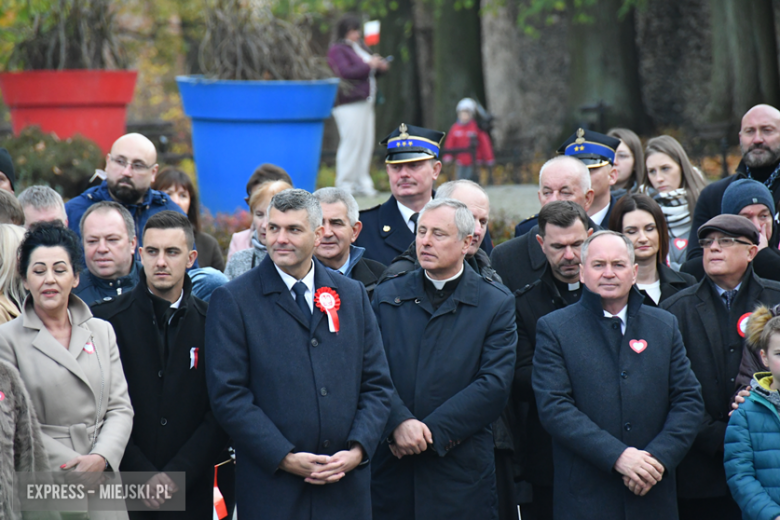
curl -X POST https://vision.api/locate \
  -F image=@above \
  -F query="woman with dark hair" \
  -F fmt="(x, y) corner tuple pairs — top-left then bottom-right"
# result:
(0, 222), (133, 519)
(327, 13), (390, 197)
(607, 128), (644, 198)
(609, 193), (696, 306)
(153, 167), (225, 272)
(640, 135), (709, 267)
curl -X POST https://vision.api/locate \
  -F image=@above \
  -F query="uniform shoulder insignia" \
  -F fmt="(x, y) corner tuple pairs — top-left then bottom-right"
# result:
(520, 213), (539, 223)
(515, 279), (541, 297)
(359, 204), (382, 213)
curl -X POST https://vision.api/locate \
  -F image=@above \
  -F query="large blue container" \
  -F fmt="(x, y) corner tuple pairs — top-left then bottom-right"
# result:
(176, 75), (339, 214)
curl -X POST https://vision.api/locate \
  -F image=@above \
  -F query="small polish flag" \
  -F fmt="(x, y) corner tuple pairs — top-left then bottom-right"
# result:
(213, 466), (228, 520)
(364, 20), (380, 46)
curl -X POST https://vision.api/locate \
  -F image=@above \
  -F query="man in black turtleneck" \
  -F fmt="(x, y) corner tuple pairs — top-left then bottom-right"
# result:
(683, 104), (780, 278)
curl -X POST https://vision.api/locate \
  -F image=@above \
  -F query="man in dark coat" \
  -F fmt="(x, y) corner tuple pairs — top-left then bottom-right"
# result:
(371, 198), (517, 520)
(492, 155), (598, 294)
(534, 230), (704, 520)
(313, 187), (386, 298)
(683, 104), (780, 277)
(92, 211), (228, 518)
(661, 214), (780, 520)
(75, 201), (142, 305)
(206, 189), (393, 520)
(515, 200), (591, 520)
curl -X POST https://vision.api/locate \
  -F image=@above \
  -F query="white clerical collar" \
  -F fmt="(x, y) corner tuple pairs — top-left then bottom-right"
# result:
(397, 200), (427, 233)
(604, 305), (628, 334)
(425, 264), (464, 290)
(590, 201), (610, 226)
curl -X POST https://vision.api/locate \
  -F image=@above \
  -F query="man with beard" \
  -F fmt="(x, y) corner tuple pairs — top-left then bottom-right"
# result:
(65, 133), (187, 250)
(683, 104), (780, 276)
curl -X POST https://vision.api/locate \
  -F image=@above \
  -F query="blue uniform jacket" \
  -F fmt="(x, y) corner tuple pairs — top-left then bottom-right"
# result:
(533, 287), (704, 520)
(370, 264), (516, 520)
(205, 256), (393, 520)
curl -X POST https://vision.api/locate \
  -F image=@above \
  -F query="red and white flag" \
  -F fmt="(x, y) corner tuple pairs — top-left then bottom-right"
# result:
(364, 20), (380, 46)
(213, 466), (228, 520)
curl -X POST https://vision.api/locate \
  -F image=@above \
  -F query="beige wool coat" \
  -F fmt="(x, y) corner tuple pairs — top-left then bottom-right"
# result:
(0, 294), (134, 519)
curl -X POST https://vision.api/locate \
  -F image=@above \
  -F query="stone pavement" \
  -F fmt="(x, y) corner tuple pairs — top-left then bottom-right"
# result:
(353, 184), (541, 224)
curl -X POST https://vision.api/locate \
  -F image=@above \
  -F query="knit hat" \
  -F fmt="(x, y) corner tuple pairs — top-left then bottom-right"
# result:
(0, 148), (14, 191)
(721, 178), (775, 215)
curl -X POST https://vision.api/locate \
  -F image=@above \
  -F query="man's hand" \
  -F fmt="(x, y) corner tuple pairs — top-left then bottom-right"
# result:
(614, 448), (665, 494)
(758, 224), (769, 251)
(731, 387), (751, 416)
(279, 452), (330, 479)
(392, 419), (433, 458)
(306, 445), (364, 485)
(142, 472), (179, 510)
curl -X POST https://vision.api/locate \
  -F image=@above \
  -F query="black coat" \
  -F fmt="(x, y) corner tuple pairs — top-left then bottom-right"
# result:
(91, 273), (228, 519)
(514, 195), (616, 238)
(370, 265), (517, 520)
(514, 264), (577, 486)
(638, 263), (697, 307)
(661, 268), (780, 499)
(379, 239), (500, 283)
(356, 194), (493, 266)
(491, 217), (599, 294)
(349, 257), (386, 299)
(682, 161), (780, 280)
(534, 287), (703, 520)
(205, 256), (393, 520)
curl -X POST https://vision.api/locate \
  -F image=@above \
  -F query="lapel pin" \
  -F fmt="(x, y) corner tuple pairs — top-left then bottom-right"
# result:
(383, 225), (391, 232)
(629, 339), (647, 354)
(737, 312), (752, 338)
(83, 341), (95, 354)
(190, 347), (199, 369)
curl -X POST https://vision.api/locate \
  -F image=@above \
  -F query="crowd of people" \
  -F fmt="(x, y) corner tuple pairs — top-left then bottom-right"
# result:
(2, 103), (780, 520)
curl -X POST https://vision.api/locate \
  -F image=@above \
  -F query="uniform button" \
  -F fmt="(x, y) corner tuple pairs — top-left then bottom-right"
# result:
(620, 371), (628, 379)
(729, 348), (735, 353)
(624, 422), (632, 431)
(158, 370), (163, 378)
(320, 387), (328, 396)
(160, 418), (168, 426)
(323, 440), (330, 448)
(311, 338), (319, 347)
(394, 297), (401, 304)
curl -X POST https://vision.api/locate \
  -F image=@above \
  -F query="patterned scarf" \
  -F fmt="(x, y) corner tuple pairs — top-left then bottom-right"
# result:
(653, 188), (690, 238)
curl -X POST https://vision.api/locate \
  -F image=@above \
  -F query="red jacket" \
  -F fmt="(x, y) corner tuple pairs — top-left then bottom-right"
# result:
(443, 119), (495, 166)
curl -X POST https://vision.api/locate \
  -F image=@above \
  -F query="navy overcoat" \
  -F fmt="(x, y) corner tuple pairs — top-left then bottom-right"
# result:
(370, 265), (517, 520)
(205, 256), (393, 520)
(533, 287), (704, 520)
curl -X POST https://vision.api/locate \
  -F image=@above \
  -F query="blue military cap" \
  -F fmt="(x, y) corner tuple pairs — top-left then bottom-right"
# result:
(381, 123), (446, 164)
(557, 128), (620, 169)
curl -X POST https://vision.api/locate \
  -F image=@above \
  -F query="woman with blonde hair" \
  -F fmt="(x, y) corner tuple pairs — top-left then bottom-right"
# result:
(0, 224), (26, 323)
(224, 180), (293, 280)
(641, 135), (709, 268)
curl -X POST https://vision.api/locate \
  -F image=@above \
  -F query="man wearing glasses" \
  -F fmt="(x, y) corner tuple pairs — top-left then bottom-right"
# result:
(661, 214), (780, 520)
(66, 133), (186, 248)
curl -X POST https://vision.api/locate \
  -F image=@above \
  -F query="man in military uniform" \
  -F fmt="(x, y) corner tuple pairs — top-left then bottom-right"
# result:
(355, 123), (446, 265)
(515, 128), (620, 237)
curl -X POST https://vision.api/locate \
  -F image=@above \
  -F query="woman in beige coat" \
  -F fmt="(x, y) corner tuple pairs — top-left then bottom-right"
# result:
(0, 222), (133, 519)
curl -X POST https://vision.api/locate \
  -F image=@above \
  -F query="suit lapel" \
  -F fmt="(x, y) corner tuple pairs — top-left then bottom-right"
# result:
(379, 196), (416, 255)
(258, 256), (313, 330)
(29, 319), (94, 393)
(695, 288), (727, 384)
(527, 226), (547, 271)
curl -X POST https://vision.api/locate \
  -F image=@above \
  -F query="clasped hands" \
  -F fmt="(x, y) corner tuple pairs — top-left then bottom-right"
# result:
(280, 444), (364, 485)
(614, 447), (665, 497)
(389, 419), (433, 459)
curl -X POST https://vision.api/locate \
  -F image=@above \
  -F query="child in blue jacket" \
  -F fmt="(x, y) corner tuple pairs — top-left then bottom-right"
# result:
(725, 304), (780, 520)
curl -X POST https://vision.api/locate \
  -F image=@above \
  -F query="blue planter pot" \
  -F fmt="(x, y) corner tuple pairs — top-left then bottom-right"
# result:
(176, 75), (339, 213)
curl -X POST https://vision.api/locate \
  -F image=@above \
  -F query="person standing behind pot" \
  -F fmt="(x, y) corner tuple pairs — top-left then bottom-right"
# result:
(640, 135), (708, 270)
(328, 13), (390, 197)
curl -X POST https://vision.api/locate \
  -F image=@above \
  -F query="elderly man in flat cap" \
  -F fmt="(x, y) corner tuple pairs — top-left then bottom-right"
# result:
(662, 214), (780, 520)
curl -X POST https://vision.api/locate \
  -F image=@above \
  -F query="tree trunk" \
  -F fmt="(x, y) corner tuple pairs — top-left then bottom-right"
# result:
(705, 0), (732, 122)
(375, 0), (423, 138)
(564, 0), (650, 134)
(413, 0), (436, 128)
(432, 0), (486, 131)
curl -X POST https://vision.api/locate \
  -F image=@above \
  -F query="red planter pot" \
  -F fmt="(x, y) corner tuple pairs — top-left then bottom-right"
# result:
(0, 70), (137, 153)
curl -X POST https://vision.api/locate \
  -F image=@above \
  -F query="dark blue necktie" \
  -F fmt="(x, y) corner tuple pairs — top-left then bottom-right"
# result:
(722, 289), (738, 310)
(292, 281), (311, 319)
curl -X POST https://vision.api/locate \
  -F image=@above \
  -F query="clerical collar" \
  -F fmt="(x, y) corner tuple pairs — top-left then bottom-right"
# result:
(425, 264), (464, 290)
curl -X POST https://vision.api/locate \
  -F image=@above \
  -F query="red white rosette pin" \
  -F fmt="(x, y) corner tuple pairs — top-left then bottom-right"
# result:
(314, 287), (341, 333)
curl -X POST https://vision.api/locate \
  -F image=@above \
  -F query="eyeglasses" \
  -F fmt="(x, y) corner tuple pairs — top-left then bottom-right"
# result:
(698, 237), (753, 248)
(109, 154), (154, 172)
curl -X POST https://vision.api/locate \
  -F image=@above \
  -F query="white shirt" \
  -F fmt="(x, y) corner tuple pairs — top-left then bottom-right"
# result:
(425, 264), (465, 290)
(604, 305), (628, 335)
(275, 261), (315, 313)
(637, 280), (662, 305)
(590, 201), (610, 227)
(397, 200), (425, 233)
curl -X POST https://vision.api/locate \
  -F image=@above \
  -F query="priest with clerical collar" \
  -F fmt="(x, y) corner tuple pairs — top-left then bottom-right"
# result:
(370, 197), (517, 520)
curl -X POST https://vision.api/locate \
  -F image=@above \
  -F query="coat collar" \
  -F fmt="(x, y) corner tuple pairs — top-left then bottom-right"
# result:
(658, 263), (692, 288)
(579, 284), (644, 319)
(695, 264), (760, 304)
(22, 294), (96, 392)
(392, 261), (481, 316)
(378, 195), (419, 255)
(80, 260), (141, 293)
(258, 255), (341, 330)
